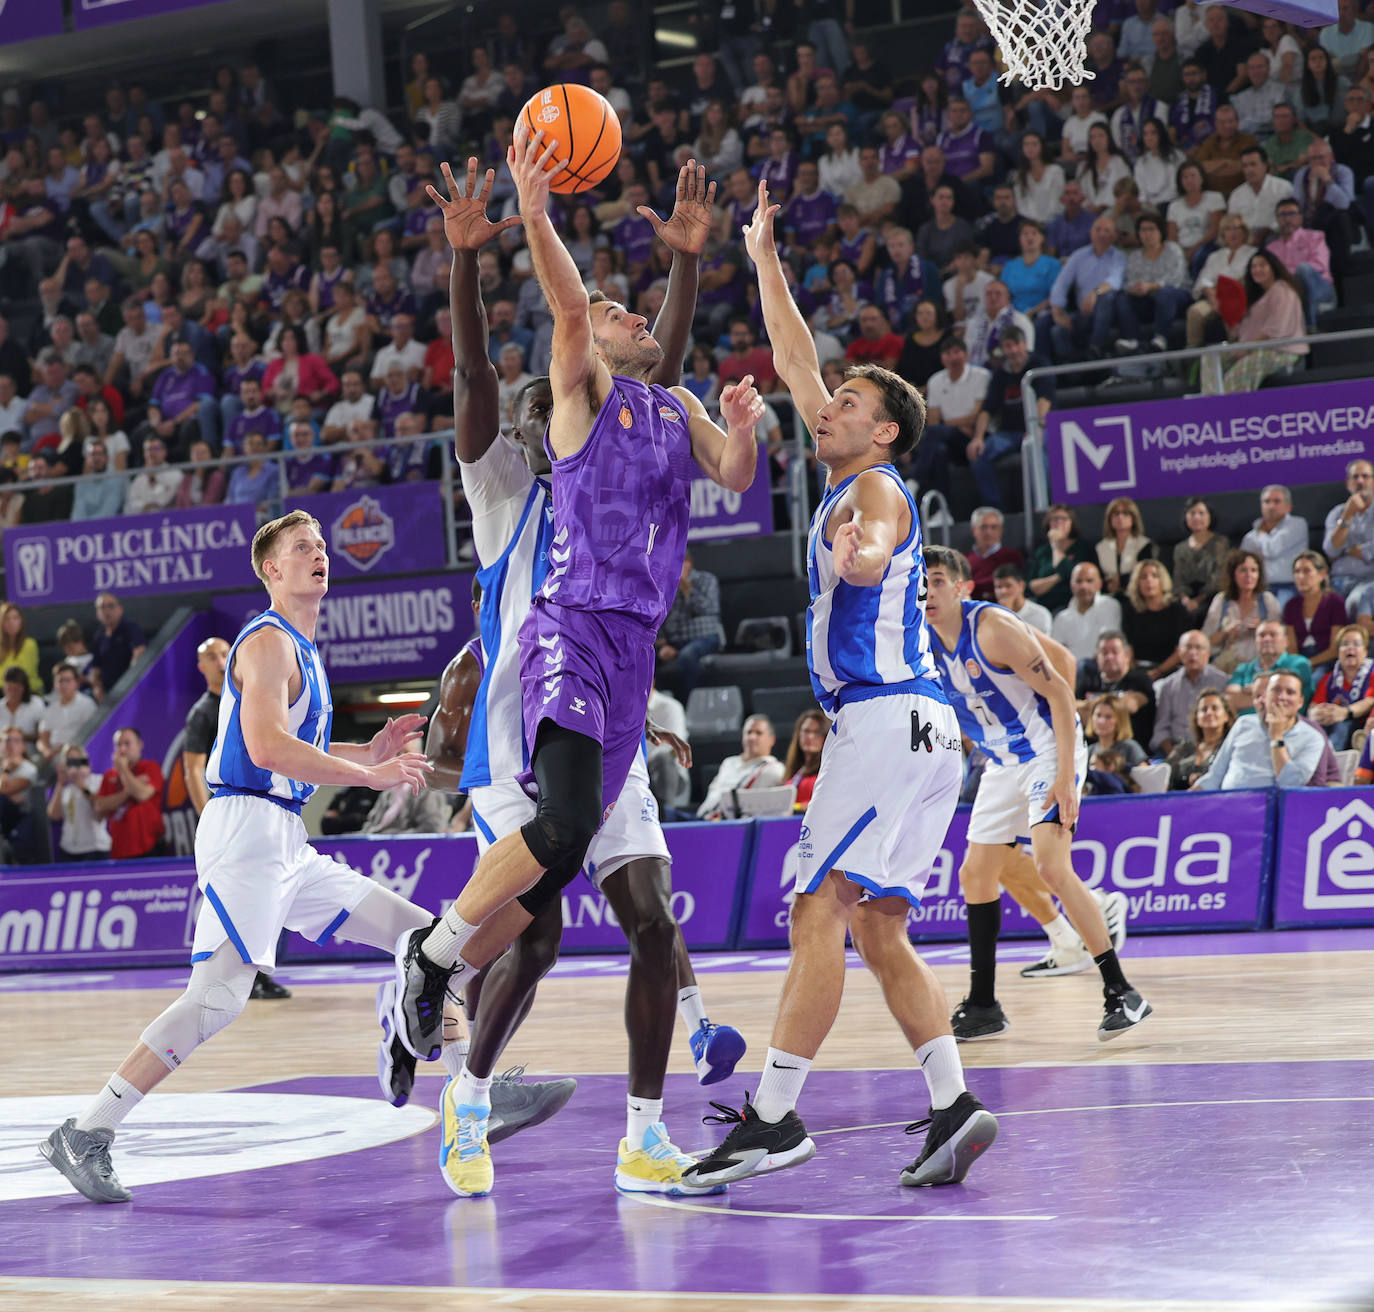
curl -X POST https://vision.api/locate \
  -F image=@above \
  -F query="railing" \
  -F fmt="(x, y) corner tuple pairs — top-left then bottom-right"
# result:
(1017, 324), (1374, 553)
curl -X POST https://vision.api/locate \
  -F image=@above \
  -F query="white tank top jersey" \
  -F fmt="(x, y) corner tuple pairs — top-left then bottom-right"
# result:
(458, 435), (556, 790)
(805, 463), (946, 716)
(930, 599), (1062, 767)
(205, 610), (332, 812)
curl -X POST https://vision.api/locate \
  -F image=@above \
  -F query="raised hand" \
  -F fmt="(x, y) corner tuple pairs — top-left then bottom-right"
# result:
(832, 519), (865, 581)
(368, 752), (433, 797)
(720, 372), (766, 433)
(367, 713), (428, 765)
(741, 179), (781, 265)
(508, 126), (564, 215)
(636, 158), (717, 256)
(425, 159), (524, 252)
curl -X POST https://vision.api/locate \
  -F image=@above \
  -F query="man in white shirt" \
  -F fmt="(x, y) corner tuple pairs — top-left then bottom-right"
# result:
(993, 563), (1053, 634)
(124, 437), (182, 515)
(369, 314), (427, 387)
(1051, 561), (1124, 660)
(1226, 148), (1293, 245)
(1231, 52), (1291, 139)
(1240, 483), (1308, 604)
(37, 662), (98, 764)
(0, 372), (27, 439)
(697, 715), (787, 820)
(320, 369), (377, 444)
(913, 333), (990, 503)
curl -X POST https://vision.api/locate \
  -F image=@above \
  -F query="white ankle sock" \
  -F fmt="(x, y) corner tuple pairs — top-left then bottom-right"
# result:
(677, 986), (708, 1033)
(627, 1094), (663, 1146)
(423, 907), (479, 970)
(916, 1035), (967, 1111)
(453, 1064), (492, 1111)
(441, 1039), (469, 1079)
(1045, 914), (1078, 952)
(752, 1048), (811, 1122)
(75, 1073), (142, 1133)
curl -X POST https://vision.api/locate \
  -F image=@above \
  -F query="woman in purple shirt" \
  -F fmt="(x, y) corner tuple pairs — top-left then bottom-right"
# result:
(1284, 550), (1348, 668)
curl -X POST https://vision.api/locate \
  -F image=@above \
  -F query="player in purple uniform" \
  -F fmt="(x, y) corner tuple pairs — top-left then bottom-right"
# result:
(389, 134), (763, 1133)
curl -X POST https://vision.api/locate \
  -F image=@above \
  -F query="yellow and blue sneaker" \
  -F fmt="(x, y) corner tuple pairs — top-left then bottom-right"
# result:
(614, 1121), (727, 1196)
(439, 1078), (494, 1198)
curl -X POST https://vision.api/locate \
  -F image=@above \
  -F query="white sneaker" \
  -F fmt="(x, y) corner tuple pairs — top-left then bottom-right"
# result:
(1094, 888), (1129, 952)
(1019, 942), (1093, 978)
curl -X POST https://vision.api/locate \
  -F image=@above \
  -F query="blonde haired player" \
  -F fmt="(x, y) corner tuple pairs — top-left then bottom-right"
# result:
(40, 510), (440, 1203)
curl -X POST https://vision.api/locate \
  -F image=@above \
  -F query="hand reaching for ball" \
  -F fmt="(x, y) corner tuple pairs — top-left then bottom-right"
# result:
(742, 180), (782, 265)
(509, 127), (566, 213)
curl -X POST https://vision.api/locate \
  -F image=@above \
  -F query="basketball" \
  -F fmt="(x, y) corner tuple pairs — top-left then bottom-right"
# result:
(518, 83), (622, 195)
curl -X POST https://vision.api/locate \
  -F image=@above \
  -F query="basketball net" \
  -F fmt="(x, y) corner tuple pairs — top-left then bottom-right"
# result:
(970, 0), (1096, 90)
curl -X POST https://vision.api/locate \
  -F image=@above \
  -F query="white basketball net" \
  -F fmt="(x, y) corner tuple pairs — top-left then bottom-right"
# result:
(970, 0), (1096, 90)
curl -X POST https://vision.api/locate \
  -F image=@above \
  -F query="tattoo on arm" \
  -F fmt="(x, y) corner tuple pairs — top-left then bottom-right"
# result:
(1028, 658), (1051, 684)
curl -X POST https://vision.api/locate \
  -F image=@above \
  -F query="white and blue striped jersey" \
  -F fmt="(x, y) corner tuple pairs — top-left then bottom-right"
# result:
(458, 436), (556, 790)
(205, 610), (333, 811)
(930, 599), (1060, 767)
(805, 463), (945, 715)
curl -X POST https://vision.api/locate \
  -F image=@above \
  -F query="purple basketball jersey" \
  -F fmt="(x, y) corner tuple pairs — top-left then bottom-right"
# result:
(538, 375), (696, 634)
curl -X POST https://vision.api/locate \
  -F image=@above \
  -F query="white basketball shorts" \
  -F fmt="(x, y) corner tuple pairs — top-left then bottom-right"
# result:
(966, 737), (1090, 847)
(468, 745), (670, 890)
(191, 793), (376, 969)
(794, 690), (962, 908)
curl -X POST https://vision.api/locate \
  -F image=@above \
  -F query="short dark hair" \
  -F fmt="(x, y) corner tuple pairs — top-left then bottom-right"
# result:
(924, 545), (970, 580)
(1240, 145), (1266, 163)
(938, 333), (966, 353)
(842, 364), (926, 459)
(1000, 325), (1026, 346)
(993, 561), (1026, 584)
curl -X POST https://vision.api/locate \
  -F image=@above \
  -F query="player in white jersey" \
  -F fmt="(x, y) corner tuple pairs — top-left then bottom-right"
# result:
(687, 182), (997, 1192)
(923, 547), (1154, 1043)
(387, 159), (743, 1200)
(40, 511), (436, 1204)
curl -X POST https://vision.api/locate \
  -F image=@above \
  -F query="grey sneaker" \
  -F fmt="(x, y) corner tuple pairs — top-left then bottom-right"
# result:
(39, 1118), (132, 1203)
(488, 1065), (577, 1144)
(1094, 888), (1129, 953)
(392, 924), (452, 1061)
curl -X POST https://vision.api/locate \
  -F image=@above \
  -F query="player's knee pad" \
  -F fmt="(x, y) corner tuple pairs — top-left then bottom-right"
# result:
(520, 792), (600, 874)
(515, 852), (584, 917)
(140, 962), (254, 1070)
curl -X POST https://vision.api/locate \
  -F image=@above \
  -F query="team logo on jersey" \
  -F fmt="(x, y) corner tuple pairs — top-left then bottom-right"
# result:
(619, 405), (634, 428)
(657, 405), (681, 423)
(965, 659), (982, 679)
(331, 495), (395, 572)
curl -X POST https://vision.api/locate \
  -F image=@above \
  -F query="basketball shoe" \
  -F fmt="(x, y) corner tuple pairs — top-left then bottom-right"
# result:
(951, 997), (1010, 1042)
(615, 1121), (728, 1195)
(1096, 888), (1129, 952)
(682, 1094), (816, 1186)
(1098, 987), (1153, 1041)
(39, 1119), (131, 1204)
(488, 1066), (578, 1144)
(1019, 941), (1093, 978)
(376, 980), (416, 1107)
(439, 1078), (493, 1197)
(689, 1020), (747, 1085)
(899, 1092), (999, 1187)
(392, 923), (451, 1061)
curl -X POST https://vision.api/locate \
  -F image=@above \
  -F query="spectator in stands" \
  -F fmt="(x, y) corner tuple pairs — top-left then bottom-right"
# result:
(915, 186), (975, 274)
(1054, 561), (1125, 661)
(1227, 617), (1314, 714)
(225, 431), (280, 521)
(1004, 221), (1061, 327)
(1310, 624), (1374, 749)
(25, 350), (78, 451)
(1060, 85), (1108, 167)
(1239, 483), (1308, 606)
(90, 593), (146, 701)
(1298, 46), (1344, 134)
(1195, 668), (1323, 790)
(1168, 687), (1235, 788)
(1132, 119), (1183, 208)
(0, 725), (40, 856)
(1204, 548), (1283, 674)
(1285, 549), (1347, 668)
(1264, 103), (1314, 181)
(1232, 51), (1292, 140)
(139, 337), (217, 460)
(972, 185), (1023, 271)
(0, 667), (44, 745)
(1079, 123), (1132, 212)
(718, 317), (778, 396)
(1011, 132), (1067, 226)
(843, 303), (902, 368)
(993, 561), (1053, 634)
(223, 377), (282, 456)
(124, 436), (181, 515)
(1152, 629), (1229, 755)
(962, 278), (1032, 366)
(1121, 558), (1191, 676)
(1329, 85), (1374, 241)
(37, 661), (97, 765)
(1323, 459), (1374, 597)
(0, 375), (26, 441)
(966, 325), (1046, 510)
(1227, 146), (1293, 245)
(845, 145), (901, 230)
(1196, 104), (1256, 199)
(1171, 56), (1218, 150)
(646, 678), (690, 812)
(47, 743), (111, 861)
(177, 438), (226, 508)
(95, 725), (164, 858)
(1113, 211), (1190, 352)
(1203, 249), (1307, 394)
(1320, 0), (1374, 78)
(1186, 212), (1256, 345)
(697, 713), (786, 821)
(966, 506), (1022, 601)
(1267, 197), (1335, 329)
(915, 333), (989, 501)
(783, 708), (826, 812)
(0, 604), (41, 692)
(1172, 496), (1231, 615)
(655, 550), (723, 699)
(894, 298), (947, 388)
(264, 325), (339, 414)
(361, 776), (453, 834)
(1290, 138), (1357, 275)
(1096, 495), (1157, 596)
(1048, 213), (1125, 360)
(71, 438), (127, 520)
(1029, 503), (1095, 612)
(1085, 694), (1148, 777)
(880, 226), (943, 332)
(944, 244), (993, 324)
(1077, 630), (1158, 749)
(19, 450), (74, 524)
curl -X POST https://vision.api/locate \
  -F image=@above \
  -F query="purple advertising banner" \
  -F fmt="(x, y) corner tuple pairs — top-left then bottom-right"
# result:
(283, 822), (748, 962)
(1045, 379), (1374, 507)
(3, 504), (258, 607)
(72, 0), (229, 28)
(740, 789), (1272, 947)
(1274, 787), (1374, 927)
(0, 861), (199, 971)
(0, 0), (64, 44)
(212, 571), (476, 686)
(687, 470), (773, 542)
(286, 483), (448, 579)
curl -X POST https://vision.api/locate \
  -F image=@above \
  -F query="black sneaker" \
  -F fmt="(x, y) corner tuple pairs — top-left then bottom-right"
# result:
(951, 997), (1010, 1042)
(900, 1092), (998, 1187)
(250, 971), (291, 1000)
(683, 1093), (817, 1186)
(1098, 987), (1153, 1042)
(391, 922), (450, 1062)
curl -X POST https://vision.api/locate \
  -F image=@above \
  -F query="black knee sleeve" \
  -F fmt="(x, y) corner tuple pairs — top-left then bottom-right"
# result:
(519, 721), (603, 873)
(516, 851), (584, 916)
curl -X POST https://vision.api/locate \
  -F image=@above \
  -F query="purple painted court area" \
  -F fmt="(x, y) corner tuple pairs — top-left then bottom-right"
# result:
(4, 1064), (1372, 1305)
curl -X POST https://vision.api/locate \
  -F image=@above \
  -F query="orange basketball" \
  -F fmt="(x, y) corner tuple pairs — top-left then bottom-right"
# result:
(518, 83), (622, 195)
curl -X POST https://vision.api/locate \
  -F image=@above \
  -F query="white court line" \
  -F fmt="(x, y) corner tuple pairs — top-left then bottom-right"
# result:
(627, 1193), (1055, 1223)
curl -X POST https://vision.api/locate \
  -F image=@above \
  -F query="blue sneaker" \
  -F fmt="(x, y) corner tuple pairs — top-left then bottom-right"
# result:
(689, 1020), (746, 1086)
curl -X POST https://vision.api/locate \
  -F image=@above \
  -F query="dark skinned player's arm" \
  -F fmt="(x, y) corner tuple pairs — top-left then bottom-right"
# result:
(451, 250), (502, 465)
(424, 646), (483, 792)
(648, 251), (699, 387)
